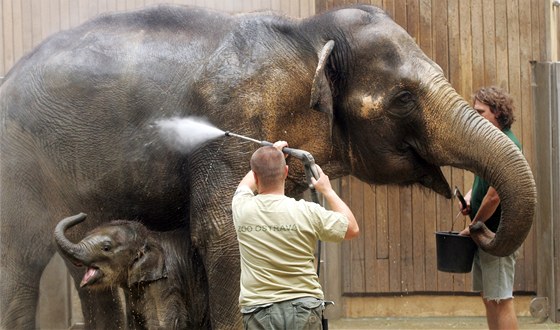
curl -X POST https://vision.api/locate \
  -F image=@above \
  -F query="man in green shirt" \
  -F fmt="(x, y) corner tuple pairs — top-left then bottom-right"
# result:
(459, 86), (521, 329)
(232, 140), (359, 329)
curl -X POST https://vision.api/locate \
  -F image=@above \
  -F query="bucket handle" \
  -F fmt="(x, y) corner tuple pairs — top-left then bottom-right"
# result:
(451, 211), (469, 232)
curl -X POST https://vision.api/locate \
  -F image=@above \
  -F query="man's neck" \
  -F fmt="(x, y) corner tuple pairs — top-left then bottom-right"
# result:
(258, 186), (285, 195)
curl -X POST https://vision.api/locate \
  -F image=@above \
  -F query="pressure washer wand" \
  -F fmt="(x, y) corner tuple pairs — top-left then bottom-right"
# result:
(224, 131), (265, 146)
(224, 131), (320, 181)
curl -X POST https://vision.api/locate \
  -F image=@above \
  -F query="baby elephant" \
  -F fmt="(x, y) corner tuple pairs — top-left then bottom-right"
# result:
(54, 213), (204, 329)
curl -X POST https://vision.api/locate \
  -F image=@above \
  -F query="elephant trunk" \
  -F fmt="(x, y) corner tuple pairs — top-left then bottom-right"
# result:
(54, 213), (90, 264)
(465, 119), (535, 256)
(427, 83), (536, 257)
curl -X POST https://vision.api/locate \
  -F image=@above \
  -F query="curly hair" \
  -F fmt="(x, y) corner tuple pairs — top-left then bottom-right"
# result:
(472, 86), (516, 130)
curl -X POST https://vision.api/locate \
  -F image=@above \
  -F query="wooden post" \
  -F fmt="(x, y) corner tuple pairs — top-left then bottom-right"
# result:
(321, 179), (344, 320)
(531, 61), (560, 323)
(549, 0), (560, 61)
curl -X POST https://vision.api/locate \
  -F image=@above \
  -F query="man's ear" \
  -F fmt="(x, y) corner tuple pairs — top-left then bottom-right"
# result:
(128, 242), (167, 286)
(253, 171), (259, 187)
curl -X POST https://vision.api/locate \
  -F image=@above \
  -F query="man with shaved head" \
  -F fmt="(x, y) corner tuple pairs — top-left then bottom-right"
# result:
(232, 141), (359, 329)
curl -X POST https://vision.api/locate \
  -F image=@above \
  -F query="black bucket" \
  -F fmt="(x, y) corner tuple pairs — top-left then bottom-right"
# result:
(435, 231), (477, 273)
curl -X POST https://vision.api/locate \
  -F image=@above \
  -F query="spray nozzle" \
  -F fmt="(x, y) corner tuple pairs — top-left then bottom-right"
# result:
(282, 148), (320, 181)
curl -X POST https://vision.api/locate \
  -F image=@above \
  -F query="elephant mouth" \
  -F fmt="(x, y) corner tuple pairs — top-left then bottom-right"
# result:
(80, 266), (103, 288)
(418, 164), (452, 198)
(402, 142), (452, 198)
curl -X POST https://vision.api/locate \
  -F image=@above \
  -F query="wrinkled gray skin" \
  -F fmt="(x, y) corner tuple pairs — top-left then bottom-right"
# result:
(54, 213), (209, 329)
(0, 4), (536, 329)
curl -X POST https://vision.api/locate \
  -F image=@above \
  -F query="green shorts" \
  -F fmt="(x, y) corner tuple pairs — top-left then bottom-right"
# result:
(241, 297), (324, 330)
(472, 248), (517, 302)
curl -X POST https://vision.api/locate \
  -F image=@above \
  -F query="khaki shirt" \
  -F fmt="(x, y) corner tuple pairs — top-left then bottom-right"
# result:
(232, 186), (348, 307)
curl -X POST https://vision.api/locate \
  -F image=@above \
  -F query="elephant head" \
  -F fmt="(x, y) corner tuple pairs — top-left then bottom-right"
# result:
(54, 213), (167, 288)
(301, 5), (536, 256)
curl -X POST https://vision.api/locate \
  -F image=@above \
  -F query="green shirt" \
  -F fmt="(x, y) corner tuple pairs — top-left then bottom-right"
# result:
(469, 128), (521, 232)
(231, 186), (348, 307)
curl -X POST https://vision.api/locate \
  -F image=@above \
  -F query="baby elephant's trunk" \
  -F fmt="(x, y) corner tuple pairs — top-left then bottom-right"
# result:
(54, 213), (90, 265)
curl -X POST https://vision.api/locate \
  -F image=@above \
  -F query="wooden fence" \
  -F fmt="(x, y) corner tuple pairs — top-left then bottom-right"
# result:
(0, 0), (314, 75)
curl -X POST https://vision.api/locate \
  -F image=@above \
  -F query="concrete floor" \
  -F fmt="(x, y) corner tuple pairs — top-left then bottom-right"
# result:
(65, 316), (560, 329)
(328, 317), (559, 329)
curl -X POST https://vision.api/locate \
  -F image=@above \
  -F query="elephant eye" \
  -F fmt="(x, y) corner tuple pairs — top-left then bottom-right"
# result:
(388, 90), (417, 118)
(101, 243), (112, 252)
(394, 91), (415, 106)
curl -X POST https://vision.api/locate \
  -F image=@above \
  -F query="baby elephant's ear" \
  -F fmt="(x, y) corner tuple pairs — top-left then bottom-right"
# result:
(128, 242), (167, 286)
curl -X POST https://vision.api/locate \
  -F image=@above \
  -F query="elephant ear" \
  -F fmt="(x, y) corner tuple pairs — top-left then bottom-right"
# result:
(128, 242), (167, 286)
(309, 40), (335, 121)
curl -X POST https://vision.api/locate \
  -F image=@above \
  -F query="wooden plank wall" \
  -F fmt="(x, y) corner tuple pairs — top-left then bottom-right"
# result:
(316, 0), (547, 295)
(0, 0), (314, 76)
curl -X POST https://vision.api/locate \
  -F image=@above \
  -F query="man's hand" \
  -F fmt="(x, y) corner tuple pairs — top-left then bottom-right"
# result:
(272, 141), (289, 155)
(310, 165), (332, 195)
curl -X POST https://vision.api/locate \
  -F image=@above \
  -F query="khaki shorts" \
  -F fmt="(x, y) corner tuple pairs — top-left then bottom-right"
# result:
(472, 248), (517, 302)
(241, 297), (324, 330)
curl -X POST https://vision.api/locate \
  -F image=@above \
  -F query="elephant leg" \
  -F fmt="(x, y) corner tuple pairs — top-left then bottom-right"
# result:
(188, 152), (245, 329)
(205, 238), (241, 329)
(0, 214), (55, 329)
(187, 245), (211, 328)
(78, 290), (125, 329)
(65, 264), (125, 329)
(0, 254), (46, 329)
(122, 289), (145, 330)
(191, 208), (241, 330)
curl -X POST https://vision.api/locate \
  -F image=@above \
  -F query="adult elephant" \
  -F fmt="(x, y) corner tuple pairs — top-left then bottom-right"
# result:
(0, 4), (536, 329)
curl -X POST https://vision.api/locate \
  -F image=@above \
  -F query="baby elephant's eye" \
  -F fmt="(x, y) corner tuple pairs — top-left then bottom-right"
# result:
(102, 243), (112, 252)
